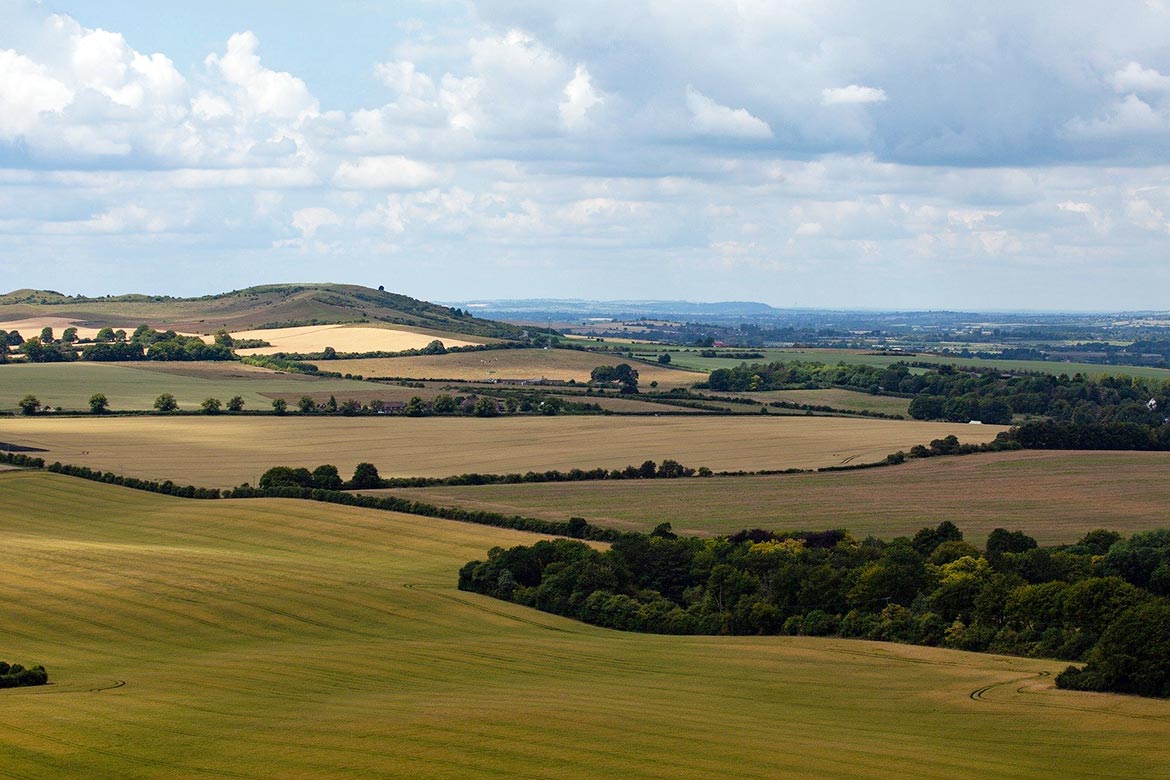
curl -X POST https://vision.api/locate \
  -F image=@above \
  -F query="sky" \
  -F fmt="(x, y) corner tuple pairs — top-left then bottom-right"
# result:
(3, 1), (1170, 310)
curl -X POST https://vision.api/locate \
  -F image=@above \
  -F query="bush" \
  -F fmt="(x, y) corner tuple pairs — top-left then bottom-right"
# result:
(154, 393), (178, 412)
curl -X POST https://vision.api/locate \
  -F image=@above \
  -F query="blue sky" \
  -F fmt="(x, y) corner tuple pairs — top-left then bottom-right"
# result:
(3, 0), (1170, 310)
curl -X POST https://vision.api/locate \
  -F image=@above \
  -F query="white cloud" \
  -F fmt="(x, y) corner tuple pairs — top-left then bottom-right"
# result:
(333, 156), (442, 189)
(822, 85), (888, 105)
(1112, 62), (1170, 93)
(685, 86), (772, 139)
(0, 49), (73, 137)
(205, 31), (318, 120)
(1065, 94), (1167, 138)
(292, 207), (342, 238)
(559, 65), (603, 129)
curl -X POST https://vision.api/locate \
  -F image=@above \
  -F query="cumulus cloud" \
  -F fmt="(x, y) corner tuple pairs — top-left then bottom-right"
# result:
(205, 32), (317, 120)
(333, 156), (443, 189)
(292, 207), (342, 238)
(685, 86), (772, 139)
(0, 49), (72, 136)
(1112, 62), (1170, 93)
(822, 85), (888, 105)
(559, 65), (604, 129)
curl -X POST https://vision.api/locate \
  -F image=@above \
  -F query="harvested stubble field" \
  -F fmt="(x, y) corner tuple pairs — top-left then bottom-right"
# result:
(0, 362), (376, 412)
(232, 323), (487, 356)
(320, 348), (706, 388)
(1, 470), (1168, 779)
(0, 415), (1004, 487)
(382, 450), (1170, 545)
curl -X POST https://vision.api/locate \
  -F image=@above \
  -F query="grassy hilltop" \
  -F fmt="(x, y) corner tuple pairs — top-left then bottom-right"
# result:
(0, 282), (524, 339)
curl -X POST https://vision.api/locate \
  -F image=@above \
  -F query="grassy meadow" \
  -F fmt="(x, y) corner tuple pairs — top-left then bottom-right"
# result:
(1, 470), (1168, 779)
(715, 387), (913, 416)
(381, 450), (1170, 545)
(0, 415), (1005, 487)
(660, 348), (1170, 381)
(320, 348), (706, 388)
(0, 362), (377, 412)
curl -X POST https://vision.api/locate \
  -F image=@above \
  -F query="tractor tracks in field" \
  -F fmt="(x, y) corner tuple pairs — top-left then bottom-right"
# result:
(970, 670), (1051, 702)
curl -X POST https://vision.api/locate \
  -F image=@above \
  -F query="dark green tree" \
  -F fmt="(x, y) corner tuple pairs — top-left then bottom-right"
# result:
(154, 393), (178, 412)
(350, 462), (382, 489)
(89, 393), (109, 414)
(200, 397), (222, 414)
(226, 395), (245, 412)
(272, 398), (288, 415)
(18, 395), (40, 415)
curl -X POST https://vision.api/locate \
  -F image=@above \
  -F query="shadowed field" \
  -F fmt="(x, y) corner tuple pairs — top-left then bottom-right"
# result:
(0, 415), (1004, 487)
(1, 470), (1168, 779)
(380, 450), (1170, 545)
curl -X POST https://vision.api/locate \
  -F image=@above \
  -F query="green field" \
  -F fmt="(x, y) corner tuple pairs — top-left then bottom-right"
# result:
(0, 362), (378, 412)
(0, 415), (1005, 487)
(381, 450), (1170, 545)
(659, 348), (1170, 380)
(714, 387), (912, 416)
(2, 470), (1168, 779)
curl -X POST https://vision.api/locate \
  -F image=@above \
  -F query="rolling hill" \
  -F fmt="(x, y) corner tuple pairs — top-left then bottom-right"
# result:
(0, 283), (525, 339)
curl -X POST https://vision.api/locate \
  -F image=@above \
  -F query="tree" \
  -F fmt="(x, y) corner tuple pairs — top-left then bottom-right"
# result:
(6, 330), (23, 345)
(657, 353), (671, 364)
(272, 398), (288, 415)
(298, 396), (316, 413)
(432, 394), (457, 414)
(325, 395), (338, 412)
(338, 399), (362, 416)
(474, 396), (500, 417)
(154, 393), (178, 412)
(311, 464), (343, 490)
(61, 327), (78, 344)
(18, 395), (39, 415)
(421, 339), (447, 355)
(213, 330), (235, 348)
(40, 326), (53, 343)
(226, 395), (245, 412)
(89, 393), (109, 414)
(350, 462), (382, 489)
(200, 397), (222, 414)
(404, 396), (428, 416)
(96, 327), (116, 342)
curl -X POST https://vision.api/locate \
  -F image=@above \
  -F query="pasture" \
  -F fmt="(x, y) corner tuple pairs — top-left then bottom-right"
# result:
(660, 348), (1170, 381)
(232, 323), (487, 355)
(382, 450), (1170, 545)
(1, 470), (1168, 779)
(715, 387), (913, 416)
(0, 362), (376, 412)
(0, 415), (1005, 487)
(321, 348), (706, 388)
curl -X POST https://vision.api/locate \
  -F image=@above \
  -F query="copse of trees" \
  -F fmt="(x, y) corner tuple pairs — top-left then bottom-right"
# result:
(0, 661), (48, 689)
(459, 522), (1170, 698)
(591, 364), (639, 393)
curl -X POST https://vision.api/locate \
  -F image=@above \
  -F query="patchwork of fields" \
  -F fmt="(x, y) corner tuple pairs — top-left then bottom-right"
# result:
(382, 450), (1170, 545)
(0, 415), (1005, 487)
(1, 471), (1167, 779)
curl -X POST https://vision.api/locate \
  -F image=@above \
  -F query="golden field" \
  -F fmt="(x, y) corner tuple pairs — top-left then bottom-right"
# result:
(0, 414), (1005, 487)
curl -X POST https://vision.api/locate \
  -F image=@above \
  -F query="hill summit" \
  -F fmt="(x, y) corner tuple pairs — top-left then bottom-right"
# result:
(0, 283), (524, 339)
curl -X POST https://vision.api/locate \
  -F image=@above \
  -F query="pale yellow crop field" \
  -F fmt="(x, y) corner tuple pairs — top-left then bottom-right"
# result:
(1, 470), (1168, 779)
(232, 323), (485, 355)
(0, 415), (1006, 487)
(323, 348), (705, 388)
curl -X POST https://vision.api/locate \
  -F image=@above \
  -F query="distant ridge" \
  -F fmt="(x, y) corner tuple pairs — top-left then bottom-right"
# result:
(0, 283), (524, 339)
(445, 298), (783, 319)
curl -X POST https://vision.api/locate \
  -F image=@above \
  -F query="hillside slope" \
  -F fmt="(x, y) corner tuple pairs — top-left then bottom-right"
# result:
(0, 283), (524, 339)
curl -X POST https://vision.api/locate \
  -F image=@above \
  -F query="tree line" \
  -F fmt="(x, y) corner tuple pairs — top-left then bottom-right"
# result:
(459, 521), (1170, 698)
